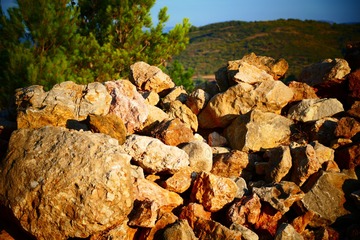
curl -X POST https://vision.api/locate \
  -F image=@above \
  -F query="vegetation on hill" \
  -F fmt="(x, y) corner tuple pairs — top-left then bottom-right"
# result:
(174, 19), (360, 81)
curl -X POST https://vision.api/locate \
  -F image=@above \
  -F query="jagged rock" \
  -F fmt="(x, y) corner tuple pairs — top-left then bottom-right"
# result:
(150, 118), (194, 146)
(16, 81), (111, 129)
(133, 178), (183, 212)
(193, 218), (242, 240)
(198, 80), (293, 128)
(291, 211), (315, 234)
(140, 211), (178, 240)
(191, 172), (238, 212)
(290, 143), (322, 186)
(230, 223), (259, 240)
(128, 199), (159, 228)
(334, 117), (360, 139)
(90, 220), (137, 240)
(0, 126), (133, 239)
(264, 146), (292, 183)
(181, 140), (213, 172)
(105, 80), (149, 134)
(162, 219), (198, 240)
(208, 131), (228, 147)
(287, 98), (344, 122)
(310, 117), (338, 145)
(225, 110), (293, 152)
(185, 88), (211, 115)
(275, 223), (304, 240)
(166, 100), (198, 131)
(254, 203), (283, 237)
(252, 181), (305, 214)
(163, 167), (193, 193)
(335, 142), (360, 170)
(140, 105), (169, 133)
(299, 58), (351, 86)
(348, 100), (360, 119)
(233, 177), (249, 198)
(348, 69), (360, 100)
(179, 203), (212, 229)
(211, 150), (252, 178)
(288, 81), (318, 102)
(120, 134), (189, 174)
(300, 170), (357, 227)
(233, 61), (274, 84)
(162, 86), (188, 106)
(310, 141), (335, 165)
(142, 91), (160, 106)
(129, 61), (175, 95)
(88, 114), (127, 144)
(227, 193), (261, 226)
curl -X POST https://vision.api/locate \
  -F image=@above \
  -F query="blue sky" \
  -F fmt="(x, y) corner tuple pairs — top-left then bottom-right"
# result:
(1, 0), (359, 27)
(151, 0), (360, 27)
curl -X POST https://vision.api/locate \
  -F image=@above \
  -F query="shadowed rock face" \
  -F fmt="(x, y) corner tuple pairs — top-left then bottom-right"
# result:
(1, 55), (360, 240)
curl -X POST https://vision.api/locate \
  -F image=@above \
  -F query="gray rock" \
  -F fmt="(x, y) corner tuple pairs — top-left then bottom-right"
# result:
(181, 140), (213, 172)
(162, 219), (198, 240)
(0, 126), (133, 239)
(275, 223), (304, 240)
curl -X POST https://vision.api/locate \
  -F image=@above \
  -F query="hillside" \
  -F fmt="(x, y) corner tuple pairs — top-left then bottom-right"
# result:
(174, 19), (360, 81)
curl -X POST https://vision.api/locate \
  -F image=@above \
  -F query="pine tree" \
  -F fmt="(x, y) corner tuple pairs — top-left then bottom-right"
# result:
(0, 0), (191, 107)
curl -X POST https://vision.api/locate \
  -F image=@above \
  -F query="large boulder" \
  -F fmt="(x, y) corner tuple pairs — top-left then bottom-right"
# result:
(0, 126), (134, 239)
(225, 110), (293, 152)
(198, 81), (293, 128)
(105, 80), (149, 134)
(129, 61), (175, 95)
(299, 58), (351, 86)
(16, 81), (111, 129)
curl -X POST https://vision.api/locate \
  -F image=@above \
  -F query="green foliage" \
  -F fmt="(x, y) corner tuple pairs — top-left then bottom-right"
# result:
(165, 60), (195, 92)
(175, 19), (360, 81)
(0, 0), (190, 108)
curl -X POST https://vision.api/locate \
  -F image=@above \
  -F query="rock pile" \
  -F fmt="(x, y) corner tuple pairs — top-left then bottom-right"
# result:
(0, 53), (360, 240)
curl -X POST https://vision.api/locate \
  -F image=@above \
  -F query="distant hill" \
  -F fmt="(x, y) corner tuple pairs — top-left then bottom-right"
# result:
(174, 19), (360, 81)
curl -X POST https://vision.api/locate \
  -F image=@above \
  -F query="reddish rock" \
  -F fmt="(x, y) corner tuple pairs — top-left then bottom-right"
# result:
(335, 142), (360, 170)
(193, 218), (242, 240)
(347, 101), (360, 119)
(163, 167), (193, 193)
(291, 211), (315, 233)
(315, 78), (349, 105)
(334, 117), (360, 139)
(166, 100), (198, 132)
(179, 203), (212, 229)
(150, 118), (194, 146)
(348, 69), (360, 100)
(140, 211), (178, 240)
(161, 219), (197, 240)
(128, 199), (159, 228)
(191, 172), (238, 212)
(254, 203), (283, 237)
(288, 81), (318, 102)
(227, 193), (262, 227)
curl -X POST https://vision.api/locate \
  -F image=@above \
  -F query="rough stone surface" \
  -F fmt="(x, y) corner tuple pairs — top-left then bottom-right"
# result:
(233, 61), (274, 84)
(133, 178), (183, 212)
(186, 88), (211, 115)
(252, 181), (305, 214)
(275, 223), (304, 240)
(300, 170), (357, 227)
(227, 193), (262, 227)
(141, 91), (160, 106)
(211, 150), (251, 178)
(181, 140), (213, 172)
(334, 117), (360, 139)
(288, 81), (318, 102)
(140, 105), (169, 134)
(263, 146), (292, 183)
(163, 167), (193, 193)
(335, 142), (360, 170)
(290, 143), (322, 186)
(310, 117), (338, 145)
(299, 58), (351, 86)
(198, 80), (293, 129)
(193, 218), (242, 240)
(191, 172), (238, 212)
(105, 80), (149, 133)
(162, 219), (198, 240)
(16, 81), (111, 129)
(89, 220), (137, 240)
(348, 101), (360, 119)
(88, 114), (127, 145)
(208, 131), (228, 147)
(128, 199), (159, 228)
(0, 127), (133, 240)
(166, 100), (198, 132)
(310, 141), (335, 165)
(161, 86), (188, 106)
(150, 118), (194, 146)
(140, 211), (178, 240)
(230, 223), (259, 240)
(225, 110), (293, 152)
(129, 61), (175, 95)
(254, 203), (283, 237)
(348, 69), (360, 100)
(120, 134), (189, 174)
(287, 98), (344, 122)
